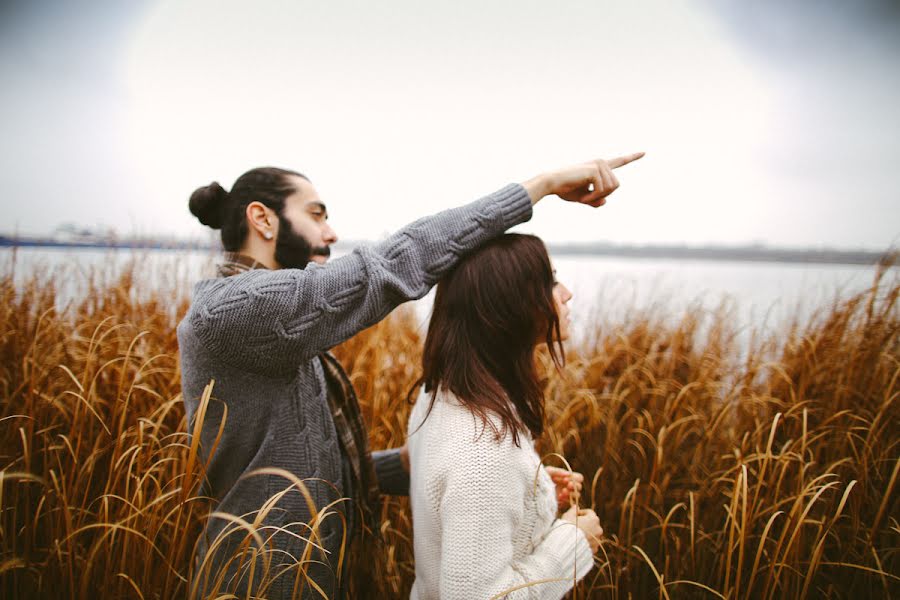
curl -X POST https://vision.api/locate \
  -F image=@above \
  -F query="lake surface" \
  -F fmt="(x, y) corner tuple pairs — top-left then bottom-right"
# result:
(3, 247), (892, 348)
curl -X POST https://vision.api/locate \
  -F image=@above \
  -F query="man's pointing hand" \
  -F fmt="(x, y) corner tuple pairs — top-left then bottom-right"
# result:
(524, 151), (645, 206)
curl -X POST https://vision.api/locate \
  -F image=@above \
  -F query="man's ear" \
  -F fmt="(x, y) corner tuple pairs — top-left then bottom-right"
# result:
(246, 201), (274, 240)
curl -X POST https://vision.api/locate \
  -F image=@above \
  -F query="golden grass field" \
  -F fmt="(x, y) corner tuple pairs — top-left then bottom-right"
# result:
(1, 255), (898, 599)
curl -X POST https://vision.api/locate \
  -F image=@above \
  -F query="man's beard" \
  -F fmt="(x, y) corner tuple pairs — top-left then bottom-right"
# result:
(274, 221), (330, 269)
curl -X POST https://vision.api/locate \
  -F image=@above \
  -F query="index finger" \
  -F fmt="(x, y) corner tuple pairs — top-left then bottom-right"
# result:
(606, 151), (645, 169)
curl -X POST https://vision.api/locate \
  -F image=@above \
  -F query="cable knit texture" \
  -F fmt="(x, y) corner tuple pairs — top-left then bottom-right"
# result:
(177, 185), (532, 599)
(408, 388), (594, 600)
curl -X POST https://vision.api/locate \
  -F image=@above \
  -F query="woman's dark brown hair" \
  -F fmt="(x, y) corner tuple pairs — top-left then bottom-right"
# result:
(414, 233), (564, 446)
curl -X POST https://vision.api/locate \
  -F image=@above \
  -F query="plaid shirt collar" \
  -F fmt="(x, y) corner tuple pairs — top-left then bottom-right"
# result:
(217, 252), (267, 278)
(215, 252), (381, 537)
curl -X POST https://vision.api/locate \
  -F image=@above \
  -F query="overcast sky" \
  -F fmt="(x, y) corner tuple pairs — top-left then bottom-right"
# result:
(1, 0), (897, 248)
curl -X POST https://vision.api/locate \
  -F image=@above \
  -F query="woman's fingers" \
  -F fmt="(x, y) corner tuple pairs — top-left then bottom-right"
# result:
(546, 466), (565, 479)
(547, 466), (585, 484)
(548, 467), (585, 508)
(561, 504), (580, 523)
(547, 466), (578, 480)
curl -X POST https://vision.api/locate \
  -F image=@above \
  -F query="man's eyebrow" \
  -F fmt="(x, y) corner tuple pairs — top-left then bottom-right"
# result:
(307, 201), (328, 214)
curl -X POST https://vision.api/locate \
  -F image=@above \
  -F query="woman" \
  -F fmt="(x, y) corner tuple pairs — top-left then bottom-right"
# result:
(407, 233), (603, 599)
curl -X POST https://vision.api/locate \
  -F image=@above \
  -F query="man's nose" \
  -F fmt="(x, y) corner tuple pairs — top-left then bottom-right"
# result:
(323, 223), (338, 244)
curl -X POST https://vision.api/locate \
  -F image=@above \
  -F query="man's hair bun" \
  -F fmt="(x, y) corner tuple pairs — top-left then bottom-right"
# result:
(189, 182), (229, 229)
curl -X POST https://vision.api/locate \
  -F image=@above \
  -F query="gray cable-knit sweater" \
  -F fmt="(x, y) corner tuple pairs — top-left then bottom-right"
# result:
(177, 183), (533, 599)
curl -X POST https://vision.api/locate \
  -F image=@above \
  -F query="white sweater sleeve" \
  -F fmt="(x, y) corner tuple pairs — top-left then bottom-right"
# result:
(437, 435), (594, 599)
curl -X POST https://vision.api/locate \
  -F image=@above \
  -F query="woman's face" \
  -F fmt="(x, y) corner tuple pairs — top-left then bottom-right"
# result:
(552, 278), (573, 342)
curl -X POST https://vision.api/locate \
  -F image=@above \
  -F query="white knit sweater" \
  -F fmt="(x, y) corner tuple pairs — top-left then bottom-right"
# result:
(407, 388), (594, 599)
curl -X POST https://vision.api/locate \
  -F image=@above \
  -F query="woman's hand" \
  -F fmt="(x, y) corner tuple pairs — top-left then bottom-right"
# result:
(561, 505), (603, 553)
(545, 466), (584, 509)
(523, 152), (645, 206)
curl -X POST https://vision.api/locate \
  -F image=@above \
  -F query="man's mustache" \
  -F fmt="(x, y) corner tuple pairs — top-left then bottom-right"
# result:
(311, 246), (331, 257)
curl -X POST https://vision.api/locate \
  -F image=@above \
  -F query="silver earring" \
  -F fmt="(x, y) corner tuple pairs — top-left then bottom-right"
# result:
(264, 231), (273, 240)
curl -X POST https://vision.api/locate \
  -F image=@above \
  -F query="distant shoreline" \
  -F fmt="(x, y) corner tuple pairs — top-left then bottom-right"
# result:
(0, 236), (892, 267)
(0, 238), (211, 252)
(545, 244), (892, 266)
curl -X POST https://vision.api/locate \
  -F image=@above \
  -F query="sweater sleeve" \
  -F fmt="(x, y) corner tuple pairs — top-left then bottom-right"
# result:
(437, 438), (594, 600)
(509, 517), (595, 597)
(189, 184), (532, 375)
(372, 448), (409, 496)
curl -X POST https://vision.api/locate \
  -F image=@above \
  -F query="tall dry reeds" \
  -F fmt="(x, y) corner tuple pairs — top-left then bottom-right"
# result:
(1, 255), (897, 599)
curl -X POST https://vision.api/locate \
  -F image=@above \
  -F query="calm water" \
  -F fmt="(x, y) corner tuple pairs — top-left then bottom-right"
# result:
(3, 247), (891, 347)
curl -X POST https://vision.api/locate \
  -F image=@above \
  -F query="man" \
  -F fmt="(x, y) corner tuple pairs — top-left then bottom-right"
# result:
(177, 153), (643, 598)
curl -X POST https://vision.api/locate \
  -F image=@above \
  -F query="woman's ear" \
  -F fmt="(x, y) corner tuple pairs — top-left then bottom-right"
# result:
(246, 201), (275, 241)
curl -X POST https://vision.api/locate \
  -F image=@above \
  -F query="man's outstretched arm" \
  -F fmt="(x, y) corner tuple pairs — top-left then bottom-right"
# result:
(189, 153), (644, 375)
